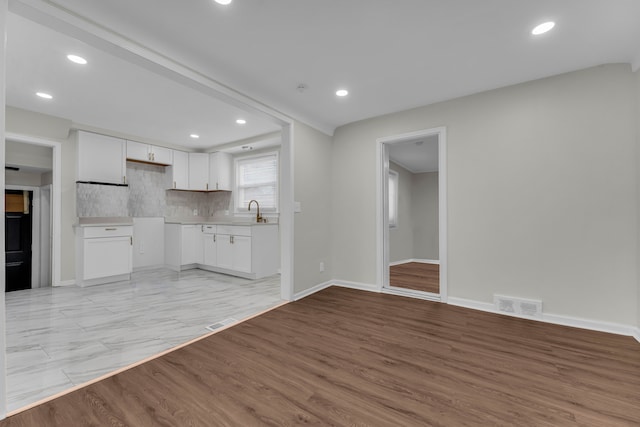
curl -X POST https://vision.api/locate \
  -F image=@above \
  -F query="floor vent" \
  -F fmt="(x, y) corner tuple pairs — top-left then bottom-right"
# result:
(494, 295), (542, 318)
(205, 318), (238, 332)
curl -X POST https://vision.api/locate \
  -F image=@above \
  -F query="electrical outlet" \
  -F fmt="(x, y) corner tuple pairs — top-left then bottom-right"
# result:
(139, 242), (145, 254)
(193, 209), (198, 216)
(319, 262), (325, 273)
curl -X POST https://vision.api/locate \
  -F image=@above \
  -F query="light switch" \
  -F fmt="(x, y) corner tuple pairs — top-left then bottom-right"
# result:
(294, 201), (302, 213)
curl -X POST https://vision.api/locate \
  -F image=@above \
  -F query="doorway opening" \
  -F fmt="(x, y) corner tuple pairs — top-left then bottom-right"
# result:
(377, 127), (447, 302)
(5, 190), (33, 292)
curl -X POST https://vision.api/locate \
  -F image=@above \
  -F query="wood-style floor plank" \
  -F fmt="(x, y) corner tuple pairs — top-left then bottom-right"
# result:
(390, 262), (439, 293)
(1, 287), (639, 426)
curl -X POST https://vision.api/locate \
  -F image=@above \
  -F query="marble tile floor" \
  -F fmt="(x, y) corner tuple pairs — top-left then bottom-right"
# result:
(4, 268), (283, 412)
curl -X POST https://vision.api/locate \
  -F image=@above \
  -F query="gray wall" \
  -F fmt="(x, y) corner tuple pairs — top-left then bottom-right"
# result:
(293, 121), (333, 293)
(389, 164), (439, 263)
(389, 162), (414, 263)
(331, 64), (637, 325)
(412, 172), (438, 260)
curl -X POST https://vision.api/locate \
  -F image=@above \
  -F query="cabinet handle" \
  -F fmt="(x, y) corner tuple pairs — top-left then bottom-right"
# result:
(231, 235), (234, 244)
(123, 176), (126, 184)
(216, 182), (219, 190)
(213, 234), (216, 243)
(201, 225), (204, 232)
(105, 228), (117, 231)
(148, 152), (152, 161)
(206, 183), (209, 190)
(174, 181), (176, 189)
(152, 152), (155, 161)
(130, 236), (133, 245)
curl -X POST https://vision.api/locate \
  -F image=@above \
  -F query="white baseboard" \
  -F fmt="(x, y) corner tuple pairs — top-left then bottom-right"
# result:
(332, 280), (380, 293)
(132, 264), (167, 273)
(633, 327), (640, 344)
(448, 297), (637, 338)
(389, 258), (439, 266)
(293, 281), (333, 301)
(382, 287), (440, 302)
(55, 279), (76, 287)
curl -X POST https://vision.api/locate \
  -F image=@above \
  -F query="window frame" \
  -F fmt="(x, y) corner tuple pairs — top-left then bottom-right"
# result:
(388, 169), (398, 228)
(233, 150), (279, 214)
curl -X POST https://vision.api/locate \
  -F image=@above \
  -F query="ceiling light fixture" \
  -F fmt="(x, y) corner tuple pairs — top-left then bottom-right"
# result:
(236, 119), (247, 125)
(190, 134), (200, 139)
(336, 89), (349, 97)
(36, 92), (53, 99)
(67, 54), (87, 65)
(531, 21), (555, 35)
(214, 0), (232, 5)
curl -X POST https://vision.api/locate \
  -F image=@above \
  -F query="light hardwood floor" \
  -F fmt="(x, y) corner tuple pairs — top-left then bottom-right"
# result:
(1, 286), (638, 426)
(390, 262), (439, 293)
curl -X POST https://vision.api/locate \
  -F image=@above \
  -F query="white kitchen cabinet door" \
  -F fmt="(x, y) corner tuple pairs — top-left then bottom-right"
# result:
(77, 131), (126, 185)
(209, 152), (232, 191)
(181, 225), (203, 264)
(232, 235), (252, 273)
(83, 236), (132, 280)
(126, 140), (149, 162)
(203, 233), (217, 267)
(216, 234), (233, 270)
(150, 145), (173, 165)
(189, 153), (209, 190)
(171, 150), (189, 190)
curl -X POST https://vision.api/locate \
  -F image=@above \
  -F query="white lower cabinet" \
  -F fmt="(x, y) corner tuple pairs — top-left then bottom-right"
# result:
(76, 225), (133, 286)
(165, 223), (278, 279)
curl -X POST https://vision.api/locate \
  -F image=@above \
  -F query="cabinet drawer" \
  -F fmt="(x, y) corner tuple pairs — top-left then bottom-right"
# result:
(83, 226), (133, 238)
(216, 225), (251, 236)
(202, 224), (217, 234)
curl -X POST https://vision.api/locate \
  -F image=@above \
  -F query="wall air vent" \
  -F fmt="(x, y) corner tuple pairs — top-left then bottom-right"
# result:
(494, 295), (542, 318)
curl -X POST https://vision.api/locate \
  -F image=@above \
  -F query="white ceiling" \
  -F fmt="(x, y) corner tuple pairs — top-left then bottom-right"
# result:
(22, 0), (640, 136)
(5, 13), (280, 150)
(389, 135), (439, 174)
(8, 0), (640, 142)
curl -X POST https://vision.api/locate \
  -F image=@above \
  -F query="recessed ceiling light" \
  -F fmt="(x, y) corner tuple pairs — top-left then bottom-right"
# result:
(214, 0), (232, 5)
(532, 21), (555, 35)
(36, 92), (53, 99)
(336, 89), (349, 97)
(67, 54), (87, 65)
(236, 119), (247, 125)
(190, 134), (200, 139)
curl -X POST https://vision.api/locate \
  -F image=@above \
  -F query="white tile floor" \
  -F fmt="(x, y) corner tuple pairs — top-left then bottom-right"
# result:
(4, 268), (282, 412)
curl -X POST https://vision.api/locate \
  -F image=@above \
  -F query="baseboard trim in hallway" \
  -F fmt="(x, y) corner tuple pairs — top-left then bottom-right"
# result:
(5, 300), (289, 418)
(448, 296), (638, 338)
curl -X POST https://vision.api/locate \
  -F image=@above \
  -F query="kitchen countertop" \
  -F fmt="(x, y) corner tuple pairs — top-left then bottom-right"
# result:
(164, 220), (276, 226)
(74, 217), (133, 227)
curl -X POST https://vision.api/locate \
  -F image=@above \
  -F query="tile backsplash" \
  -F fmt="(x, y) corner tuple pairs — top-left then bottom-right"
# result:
(77, 162), (232, 218)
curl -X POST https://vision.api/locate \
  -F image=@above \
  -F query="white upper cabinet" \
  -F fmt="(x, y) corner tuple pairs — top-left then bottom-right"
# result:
(189, 153), (209, 191)
(209, 152), (232, 191)
(170, 150), (189, 190)
(126, 140), (173, 165)
(77, 131), (126, 185)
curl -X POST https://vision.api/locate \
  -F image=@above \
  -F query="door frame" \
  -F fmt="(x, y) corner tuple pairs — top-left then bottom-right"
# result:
(376, 127), (448, 302)
(6, 134), (62, 287)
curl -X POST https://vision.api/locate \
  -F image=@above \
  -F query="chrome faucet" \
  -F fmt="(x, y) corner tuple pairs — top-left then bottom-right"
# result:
(248, 199), (264, 223)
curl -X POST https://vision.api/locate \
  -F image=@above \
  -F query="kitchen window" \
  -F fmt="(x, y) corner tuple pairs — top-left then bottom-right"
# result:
(388, 170), (398, 228)
(235, 152), (279, 213)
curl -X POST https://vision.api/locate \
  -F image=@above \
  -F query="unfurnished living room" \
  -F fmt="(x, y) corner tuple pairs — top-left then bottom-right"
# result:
(1, 1), (639, 426)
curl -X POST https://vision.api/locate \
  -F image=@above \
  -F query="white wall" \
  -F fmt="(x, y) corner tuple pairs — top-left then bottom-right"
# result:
(293, 121), (333, 293)
(5, 140), (52, 169)
(1, 1), (8, 418)
(389, 162), (414, 263)
(332, 64), (638, 326)
(5, 170), (42, 186)
(412, 171), (439, 260)
(6, 106), (76, 282)
(636, 68), (640, 330)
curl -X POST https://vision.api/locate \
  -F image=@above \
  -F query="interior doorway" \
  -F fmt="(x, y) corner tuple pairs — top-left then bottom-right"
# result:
(5, 190), (33, 292)
(377, 127), (448, 302)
